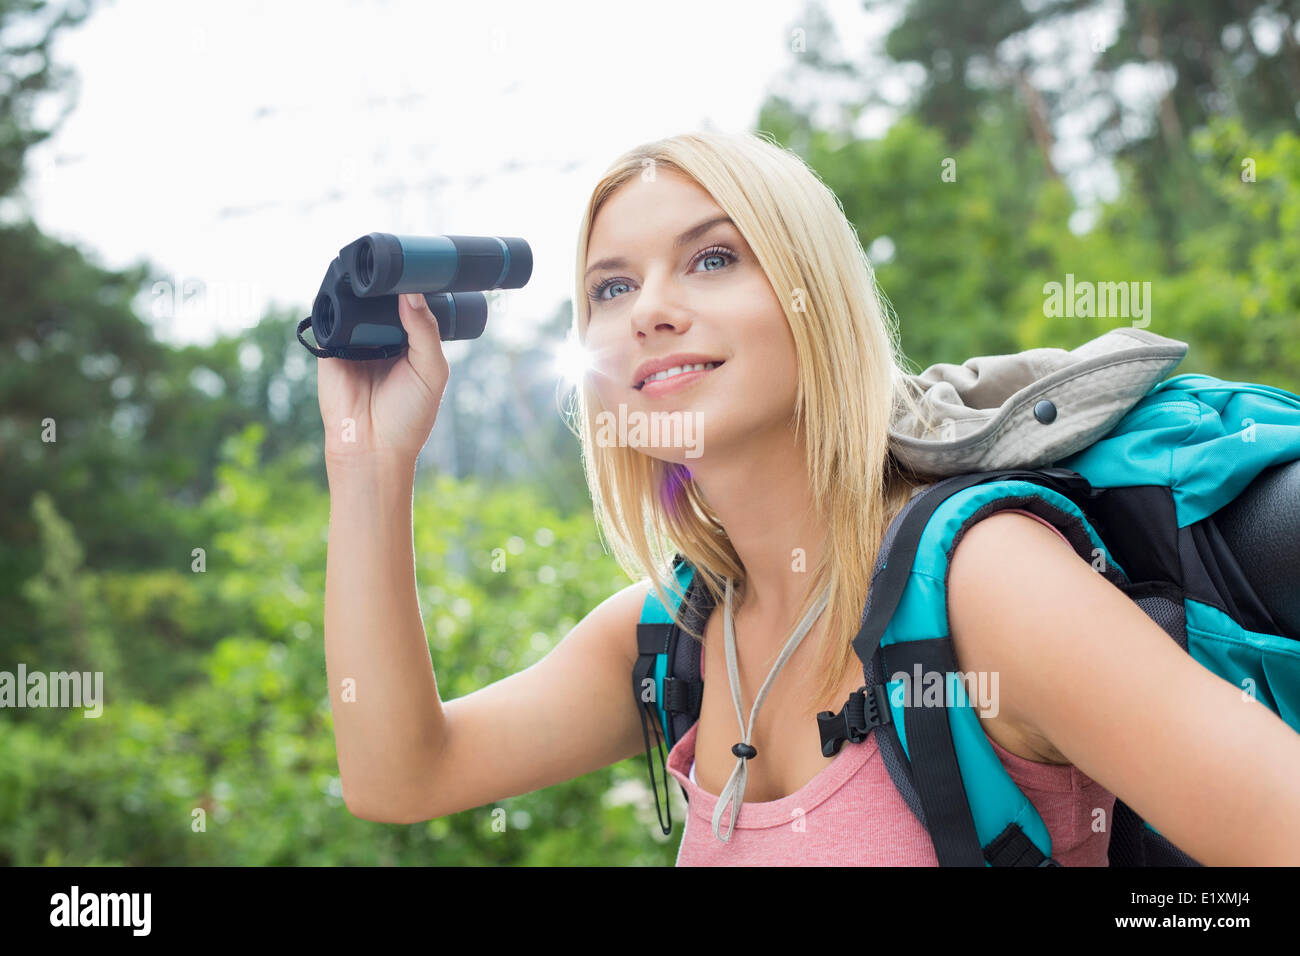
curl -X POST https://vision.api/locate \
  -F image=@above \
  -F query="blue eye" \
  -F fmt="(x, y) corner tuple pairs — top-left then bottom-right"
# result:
(590, 278), (632, 301)
(695, 250), (731, 272)
(587, 244), (737, 303)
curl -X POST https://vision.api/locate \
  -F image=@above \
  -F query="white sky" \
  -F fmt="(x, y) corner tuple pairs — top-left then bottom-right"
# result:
(17, 0), (890, 353)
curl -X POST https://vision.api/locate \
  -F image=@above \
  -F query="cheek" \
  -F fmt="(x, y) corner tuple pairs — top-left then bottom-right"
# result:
(581, 332), (624, 408)
(588, 374), (618, 413)
(738, 293), (798, 382)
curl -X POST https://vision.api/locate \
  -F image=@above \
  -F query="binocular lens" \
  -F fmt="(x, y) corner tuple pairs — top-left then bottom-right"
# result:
(355, 242), (376, 292)
(314, 293), (335, 342)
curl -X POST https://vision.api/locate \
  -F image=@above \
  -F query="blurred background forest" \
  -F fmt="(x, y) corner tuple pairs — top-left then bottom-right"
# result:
(1, 0), (1298, 865)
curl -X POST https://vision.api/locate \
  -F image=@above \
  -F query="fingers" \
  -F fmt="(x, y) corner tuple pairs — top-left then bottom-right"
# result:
(397, 292), (449, 373)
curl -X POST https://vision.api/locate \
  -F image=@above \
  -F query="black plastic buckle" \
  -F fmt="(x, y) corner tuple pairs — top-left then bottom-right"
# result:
(816, 684), (892, 757)
(983, 820), (1059, 867)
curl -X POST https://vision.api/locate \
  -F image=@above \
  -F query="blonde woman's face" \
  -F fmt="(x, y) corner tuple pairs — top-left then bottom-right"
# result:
(582, 168), (798, 465)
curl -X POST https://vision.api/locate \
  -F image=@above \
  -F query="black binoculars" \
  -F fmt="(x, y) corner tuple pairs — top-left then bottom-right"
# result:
(297, 232), (533, 359)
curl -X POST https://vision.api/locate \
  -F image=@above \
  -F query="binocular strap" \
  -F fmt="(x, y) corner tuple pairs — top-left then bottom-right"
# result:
(296, 316), (407, 361)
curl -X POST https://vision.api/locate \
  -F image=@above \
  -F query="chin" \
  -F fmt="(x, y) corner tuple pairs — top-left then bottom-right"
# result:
(637, 445), (707, 468)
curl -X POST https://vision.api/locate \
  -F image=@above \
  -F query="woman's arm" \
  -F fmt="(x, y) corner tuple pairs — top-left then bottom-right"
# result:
(325, 455), (660, 824)
(324, 453), (446, 822)
(948, 511), (1300, 866)
(318, 292), (453, 823)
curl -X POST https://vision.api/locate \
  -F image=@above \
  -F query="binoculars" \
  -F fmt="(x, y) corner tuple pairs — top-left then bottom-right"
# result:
(297, 232), (533, 359)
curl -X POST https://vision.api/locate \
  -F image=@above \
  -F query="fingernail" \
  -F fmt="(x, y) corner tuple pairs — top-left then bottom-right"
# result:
(404, 293), (423, 309)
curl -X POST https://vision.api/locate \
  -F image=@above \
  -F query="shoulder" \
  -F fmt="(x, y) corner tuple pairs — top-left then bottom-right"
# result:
(946, 511), (1092, 764)
(618, 576), (656, 623)
(947, 510), (1087, 630)
(947, 509), (1083, 590)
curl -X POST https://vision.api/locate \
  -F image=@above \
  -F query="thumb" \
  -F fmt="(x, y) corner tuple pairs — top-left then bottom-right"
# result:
(398, 292), (447, 365)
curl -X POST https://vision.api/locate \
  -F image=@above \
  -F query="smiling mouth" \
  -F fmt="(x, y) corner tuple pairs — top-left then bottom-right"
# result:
(636, 361), (724, 390)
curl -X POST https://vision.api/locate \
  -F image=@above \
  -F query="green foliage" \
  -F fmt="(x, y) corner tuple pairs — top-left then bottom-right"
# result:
(760, 98), (1299, 397)
(2, 426), (680, 865)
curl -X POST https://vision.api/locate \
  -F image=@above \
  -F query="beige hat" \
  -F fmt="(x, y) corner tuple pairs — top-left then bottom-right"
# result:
(889, 326), (1189, 477)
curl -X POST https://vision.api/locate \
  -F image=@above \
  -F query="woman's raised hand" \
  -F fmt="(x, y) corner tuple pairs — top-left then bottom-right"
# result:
(317, 293), (452, 467)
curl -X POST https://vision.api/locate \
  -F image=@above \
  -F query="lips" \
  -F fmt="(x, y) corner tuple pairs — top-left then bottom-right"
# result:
(637, 364), (724, 400)
(633, 354), (726, 390)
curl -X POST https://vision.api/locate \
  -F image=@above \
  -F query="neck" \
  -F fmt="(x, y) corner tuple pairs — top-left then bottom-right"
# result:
(689, 423), (828, 622)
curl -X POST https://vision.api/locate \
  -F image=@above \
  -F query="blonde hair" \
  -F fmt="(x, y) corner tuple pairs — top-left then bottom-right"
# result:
(565, 129), (934, 711)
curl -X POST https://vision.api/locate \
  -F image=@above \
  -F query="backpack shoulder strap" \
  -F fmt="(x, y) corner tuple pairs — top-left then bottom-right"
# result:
(633, 554), (713, 835)
(856, 468), (1127, 866)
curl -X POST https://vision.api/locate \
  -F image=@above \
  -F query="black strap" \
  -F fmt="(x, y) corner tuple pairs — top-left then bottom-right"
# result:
(882, 637), (1062, 866)
(883, 636), (986, 866)
(663, 676), (702, 717)
(634, 622), (676, 835)
(296, 316), (407, 360)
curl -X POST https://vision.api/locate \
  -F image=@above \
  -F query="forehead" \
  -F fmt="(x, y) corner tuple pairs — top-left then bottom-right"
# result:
(588, 169), (724, 250)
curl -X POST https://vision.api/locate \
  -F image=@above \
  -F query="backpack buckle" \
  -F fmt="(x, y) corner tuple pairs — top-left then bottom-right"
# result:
(816, 684), (892, 757)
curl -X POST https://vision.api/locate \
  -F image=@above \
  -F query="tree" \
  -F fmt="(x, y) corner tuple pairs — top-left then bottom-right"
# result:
(0, 0), (92, 200)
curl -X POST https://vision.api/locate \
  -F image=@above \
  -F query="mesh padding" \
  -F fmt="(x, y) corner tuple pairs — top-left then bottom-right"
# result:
(1131, 593), (1188, 651)
(878, 724), (928, 829)
(668, 575), (709, 748)
(1143, 829), (1202, 866)
(1108, 801), (1146, 866)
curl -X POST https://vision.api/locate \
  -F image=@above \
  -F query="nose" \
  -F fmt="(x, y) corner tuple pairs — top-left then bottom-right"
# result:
(629, 270), (692, 339)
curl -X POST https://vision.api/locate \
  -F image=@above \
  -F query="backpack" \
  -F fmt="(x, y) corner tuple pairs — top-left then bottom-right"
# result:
(632, 327), (1300, 866)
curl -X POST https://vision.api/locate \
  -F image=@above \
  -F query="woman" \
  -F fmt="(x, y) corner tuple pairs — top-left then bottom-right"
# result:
(318, 129), (1300, 865)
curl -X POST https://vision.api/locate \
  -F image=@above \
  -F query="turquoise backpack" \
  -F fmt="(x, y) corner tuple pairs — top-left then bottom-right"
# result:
(632, 369), (1300, 866)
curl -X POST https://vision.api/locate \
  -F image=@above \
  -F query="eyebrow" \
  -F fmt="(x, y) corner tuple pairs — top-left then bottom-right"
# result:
(584, 214), (736, 281)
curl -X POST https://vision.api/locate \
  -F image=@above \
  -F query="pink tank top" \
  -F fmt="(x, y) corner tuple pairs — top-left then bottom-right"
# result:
(666, 509), (1116, 866)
